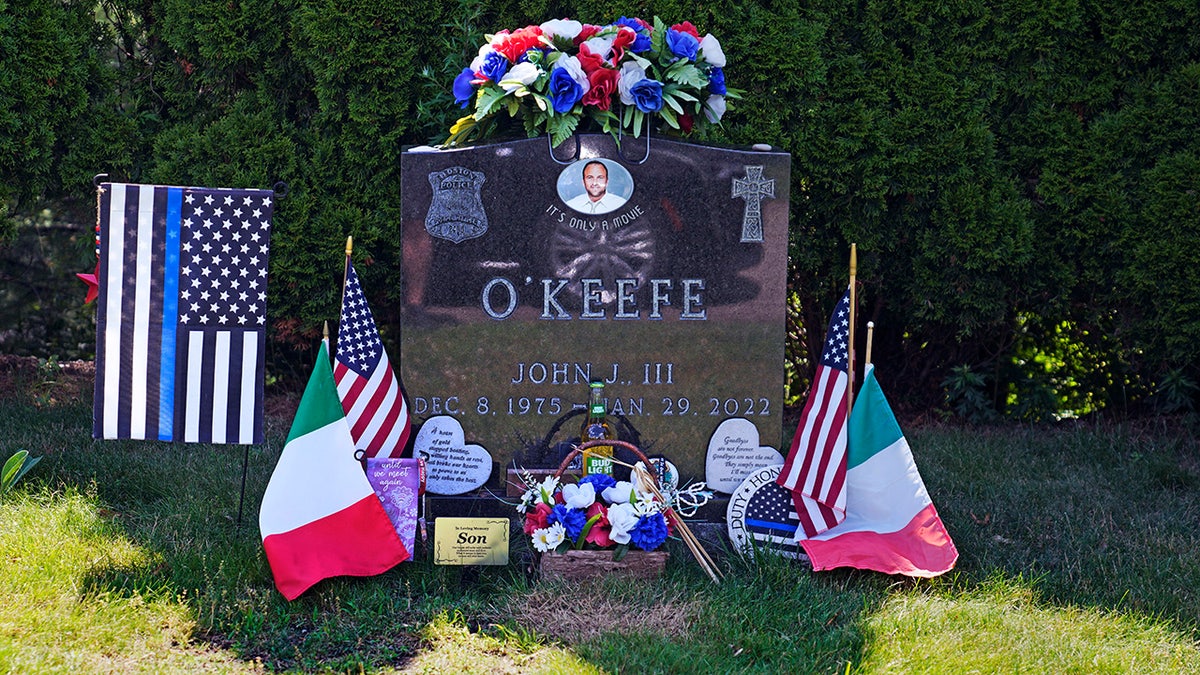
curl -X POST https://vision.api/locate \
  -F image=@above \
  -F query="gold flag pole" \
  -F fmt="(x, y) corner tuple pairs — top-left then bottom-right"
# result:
(865, 321), (875, 367)
(334, 236), (353, 365)
(847, 244), (857, 412)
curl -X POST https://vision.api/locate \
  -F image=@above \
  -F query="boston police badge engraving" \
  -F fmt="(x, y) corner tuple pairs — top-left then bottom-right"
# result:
(426, 167), (488, 243)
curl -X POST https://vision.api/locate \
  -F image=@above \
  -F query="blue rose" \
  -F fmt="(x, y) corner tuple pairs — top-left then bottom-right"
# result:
(549, 504), (589, 541)
(666, 29), (699, 61)
(549, 66), (584, 114)
(615, 16), (652, 53)
(708, 67), (726, 96)
(579, 473), (617, 495)
(629, 78), (664, 114)
(480, 51), (509, 83)
(452, 67), (475, 109)
(629, 512), (669, 551)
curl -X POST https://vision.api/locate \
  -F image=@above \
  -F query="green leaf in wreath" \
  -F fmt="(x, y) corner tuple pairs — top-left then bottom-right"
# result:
(474, 86), (509, 120)
(586, 107), (618, 134)
(575, 513), (603, 549)
(667, 62), (707, 89)
(663, 92), (685, 116)
(650, 17), (668, 60)
(613, 543), (630, 562)
(546, 113), (580, 148)
(660, 105), (680, 129)
(669, 87), (700, 104)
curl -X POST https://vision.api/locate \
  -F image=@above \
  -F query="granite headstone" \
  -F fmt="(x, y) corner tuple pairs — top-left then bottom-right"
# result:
(400, 134), (790, 481)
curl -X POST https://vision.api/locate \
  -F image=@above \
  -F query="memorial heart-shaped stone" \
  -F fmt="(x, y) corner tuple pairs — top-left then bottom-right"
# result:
(415, 416), (493, 495)
(705, 417), (783, 494)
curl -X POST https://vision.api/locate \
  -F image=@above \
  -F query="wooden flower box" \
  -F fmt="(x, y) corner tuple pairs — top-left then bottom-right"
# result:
(539, 549), (668, 581)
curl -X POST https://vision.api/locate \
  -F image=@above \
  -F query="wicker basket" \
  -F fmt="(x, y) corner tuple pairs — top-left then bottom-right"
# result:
(536, 440), (669, 581)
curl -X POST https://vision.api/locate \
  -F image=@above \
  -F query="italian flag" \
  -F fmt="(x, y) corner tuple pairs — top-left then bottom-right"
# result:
(259, 342), (410, 600)
(800, 365), (958, 577)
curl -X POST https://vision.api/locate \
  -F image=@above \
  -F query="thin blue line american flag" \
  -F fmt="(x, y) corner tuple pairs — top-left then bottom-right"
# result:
(777, 287), (851, 538)
(334, 261), (412, 458)
(93, 183), (273, 444)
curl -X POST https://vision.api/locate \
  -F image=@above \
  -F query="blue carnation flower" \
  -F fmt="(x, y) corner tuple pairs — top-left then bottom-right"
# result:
(480, 51), (509, 83)
(666, 29), (699, 61)
(708, 67), (727, 95)
(452, 68), (475, 109)
(629, 512), (669, 551)
(549, 66), (584, 114)
(579, 473), (617, 495)
(629, 78), (664, 114)
(550, 504), (589, 541)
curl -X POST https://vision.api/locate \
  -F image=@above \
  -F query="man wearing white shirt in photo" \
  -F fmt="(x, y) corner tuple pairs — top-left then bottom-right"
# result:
(565, 160), (628, 215)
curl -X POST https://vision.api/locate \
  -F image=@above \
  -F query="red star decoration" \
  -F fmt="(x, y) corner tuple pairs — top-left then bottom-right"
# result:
(76, 261), (100, 304)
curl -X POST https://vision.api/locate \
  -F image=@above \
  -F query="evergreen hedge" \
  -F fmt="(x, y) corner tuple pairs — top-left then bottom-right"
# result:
(3, 0), (1198, 415)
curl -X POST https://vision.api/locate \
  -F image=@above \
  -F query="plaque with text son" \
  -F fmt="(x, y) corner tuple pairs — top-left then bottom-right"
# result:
(400, 134), (790, 481)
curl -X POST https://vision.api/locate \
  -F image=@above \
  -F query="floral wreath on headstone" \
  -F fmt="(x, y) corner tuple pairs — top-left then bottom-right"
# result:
(447, 16), (740, 148)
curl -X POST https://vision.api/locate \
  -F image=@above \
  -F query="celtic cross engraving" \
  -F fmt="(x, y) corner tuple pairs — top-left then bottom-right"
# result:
(731, 165), (775, 243)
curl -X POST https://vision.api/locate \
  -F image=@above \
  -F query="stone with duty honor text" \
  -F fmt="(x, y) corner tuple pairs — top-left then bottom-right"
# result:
(400, 135), (790, 481)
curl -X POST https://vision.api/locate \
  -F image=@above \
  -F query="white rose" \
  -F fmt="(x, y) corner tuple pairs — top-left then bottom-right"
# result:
(602, 480), (635, 504)
(500, 62), (541, 92)
(561, 481), (596, 509)
(540, 18), (583, 41)
(555, 55), (591, 93)
(617, 61), (646, 106)
(704, 94), (727, 123)
(606, 502), (640, 545)
(699, 34), (726, 67)
(584, 36), (615, 60)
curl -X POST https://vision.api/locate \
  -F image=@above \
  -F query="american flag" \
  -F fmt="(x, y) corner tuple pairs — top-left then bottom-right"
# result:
(777, 287), (851, 538)
(93, 183), (273, 444)
(334, 261), (412, 458)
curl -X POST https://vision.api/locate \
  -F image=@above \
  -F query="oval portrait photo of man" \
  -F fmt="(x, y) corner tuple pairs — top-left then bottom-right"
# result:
(557, 158), (634, 216)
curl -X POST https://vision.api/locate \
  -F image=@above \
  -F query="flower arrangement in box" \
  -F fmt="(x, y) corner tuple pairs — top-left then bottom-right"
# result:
(516, 471), (672, 559)
(447, 16), (740, 148)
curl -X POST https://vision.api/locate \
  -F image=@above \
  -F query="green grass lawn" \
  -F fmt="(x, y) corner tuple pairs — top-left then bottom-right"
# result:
(2, 364), (1199, 673)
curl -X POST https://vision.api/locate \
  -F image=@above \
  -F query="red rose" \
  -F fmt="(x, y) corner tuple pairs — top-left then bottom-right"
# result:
(575, 24), (602, 44)
(581, 67), (618, 110)
(576, 43), (606, 73)
(679, 112), (695, 134)
(671, 21), (700, 39)
(523, 502), (552, 535)
(610, 26), (636, 63)
(495, 25), (544, 62)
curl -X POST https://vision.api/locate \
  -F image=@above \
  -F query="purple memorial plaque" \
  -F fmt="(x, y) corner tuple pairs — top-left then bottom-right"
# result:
(365, 458), (422, 556)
